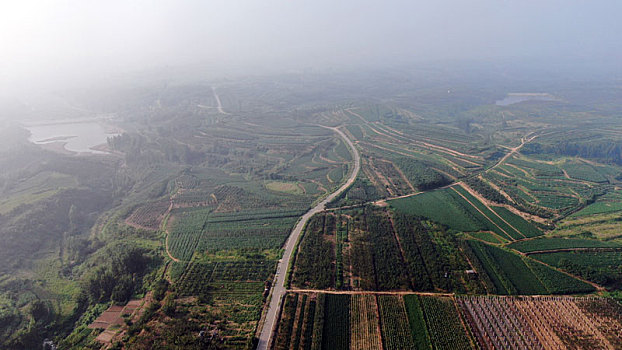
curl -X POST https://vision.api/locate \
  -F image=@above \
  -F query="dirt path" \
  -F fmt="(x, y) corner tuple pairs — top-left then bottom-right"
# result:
(165, 233), (180, 263)
(449, 186), (515, 240)
(458, 183), (527, 239)
(345, 108), (481, 162)
(513, 251), (606, 292)
(524, 247), (622, 255)
(161, 199), (181, 263)
(212, 86), (229, 115)
(257, 125), (361, 350)
(488, 133), (538, 172)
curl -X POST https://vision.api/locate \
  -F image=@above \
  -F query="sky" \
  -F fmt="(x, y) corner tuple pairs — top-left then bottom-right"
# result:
(1, 0), (621, 88)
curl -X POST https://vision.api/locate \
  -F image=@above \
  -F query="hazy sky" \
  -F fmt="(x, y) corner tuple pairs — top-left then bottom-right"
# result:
(1, 0), (621, 87)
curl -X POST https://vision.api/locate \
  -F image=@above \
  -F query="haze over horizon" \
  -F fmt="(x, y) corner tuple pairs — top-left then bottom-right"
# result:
(1, 0), (622, 90)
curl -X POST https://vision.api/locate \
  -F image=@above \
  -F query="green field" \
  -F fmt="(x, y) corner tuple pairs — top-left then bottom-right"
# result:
(467, 240), (593, 295)
(508, 237), (620, 253)
(390, 189), (487, 233)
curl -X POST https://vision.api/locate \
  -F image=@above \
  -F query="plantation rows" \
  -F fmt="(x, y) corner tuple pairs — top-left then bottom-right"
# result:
(126, 199), (170, 230)
(176, 260), (275, 296)
(393, 157), (451, 191)
(291, 213), (336, 289)
(420, 295), (473, 350)
(464, 176), (508, 204)
(273, 293), (622, 350)
(168, 207), (299, 259)
(378, 295), (415, 350)
(453, 185), (534, 240)
(465, 240), (594, 295)
(533, 250), (622, 289)
(458, 296), (622, 350)
(350, 295), (382, 350)
(508, 237), (620, 253)
(294, 208), (491, 293)
(390, 185), (540, 241)
(272, 293), (475, 350)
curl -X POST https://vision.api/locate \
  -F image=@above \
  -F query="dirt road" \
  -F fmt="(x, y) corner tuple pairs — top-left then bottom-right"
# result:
(212, 86), (229, 115)
(256, 125), (360, 350)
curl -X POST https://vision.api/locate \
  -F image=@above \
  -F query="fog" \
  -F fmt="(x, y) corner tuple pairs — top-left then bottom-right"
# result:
(1, 0), (622, 91)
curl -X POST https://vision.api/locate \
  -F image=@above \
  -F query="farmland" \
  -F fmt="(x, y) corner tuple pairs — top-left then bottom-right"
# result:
(5, 67), (622, 349)
(458, 296), (622, 349)
(389, 185), (542, 241)
(291, 207), (483, 293)
(271, 292), (475, 350)
(465, 240), (594, 295)
(508, 237), (621, 253)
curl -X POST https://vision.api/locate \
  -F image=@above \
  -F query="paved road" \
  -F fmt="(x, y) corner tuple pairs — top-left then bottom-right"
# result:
(256, 125), (360, 350)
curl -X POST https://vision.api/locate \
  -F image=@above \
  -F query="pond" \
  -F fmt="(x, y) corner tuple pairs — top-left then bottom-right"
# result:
(25, 121), (121, 154)
(496, 93), (557, 106)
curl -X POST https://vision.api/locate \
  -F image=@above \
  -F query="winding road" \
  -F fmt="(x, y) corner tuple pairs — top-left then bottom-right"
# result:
(256, 125), (361, 350)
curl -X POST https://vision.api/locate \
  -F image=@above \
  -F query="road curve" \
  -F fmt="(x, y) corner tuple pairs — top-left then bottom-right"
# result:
(256, 125), (360, 350)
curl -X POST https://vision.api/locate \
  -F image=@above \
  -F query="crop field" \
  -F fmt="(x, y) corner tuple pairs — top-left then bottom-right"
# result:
(481, 153), (614, 219)
(174, 257), (275, 347)
(419, 295), (474, 350)
(168, 207), (300, 260)
(508, 237), (621, 253)
(458, 296), (622, 350)
(403, 295), (432, 349)
(266, 181), (304, 195)
(125, 199), (170, 230)
(390, 188), (486, 232)
(351, 295), (383, 350)
(292, 208), (480, 293)
(272, 293), (622, 350)
(489, 206), (542, 238)
(466, 240), (594, 295)
(377, 295), (416, 350)
(272, 293), (475, 350)
(561, 161), (608, 183)
(389, 185), (541, 242)
(532, 250), (622, 289)
(553, 211), (622, 240)
(570, 190), (622, 217)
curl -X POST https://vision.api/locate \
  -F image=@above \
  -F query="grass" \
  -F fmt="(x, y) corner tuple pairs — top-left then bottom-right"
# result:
(265, 181), (303, 195)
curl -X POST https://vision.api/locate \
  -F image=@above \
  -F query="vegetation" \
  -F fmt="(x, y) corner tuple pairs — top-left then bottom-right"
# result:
(508, 237), (620, 253)
(378, 295), (416, 350)
(403, 295), (432, 349)
(4, 67), (622, 348)
(419, 296), (473, 350)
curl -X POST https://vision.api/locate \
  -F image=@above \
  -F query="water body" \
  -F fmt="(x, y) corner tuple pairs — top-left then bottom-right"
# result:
(25, 121), (121, 154)
(496, 93), (557, 106)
